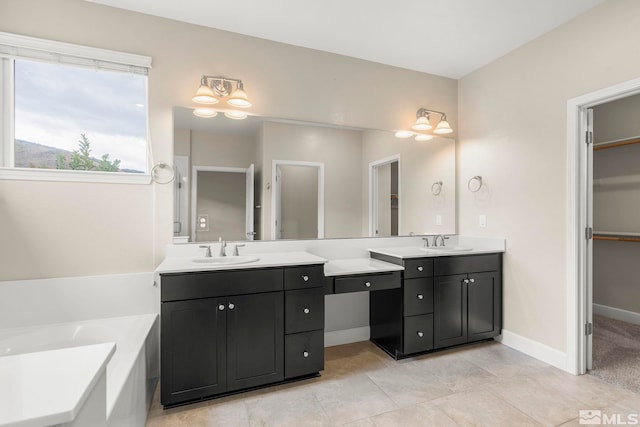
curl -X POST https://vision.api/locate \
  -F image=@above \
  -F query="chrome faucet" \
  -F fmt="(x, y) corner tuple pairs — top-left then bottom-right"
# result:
(199, 245), (212, 257)
(422, 236), (431, 247)
(218, 237), (227, 257)
(232, 243), (245, 256)
(434, 234), (446, 247)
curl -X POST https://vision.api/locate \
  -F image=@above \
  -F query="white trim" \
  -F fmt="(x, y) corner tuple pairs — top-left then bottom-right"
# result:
(324, 327), (370, 347)
(566, 75), (640, 375)
(0, 167), (151, 184)
(593, 304), (640, 326)
(0, 31), (151, 71)
(495, 330), (568, 371)
(368, 154), (401, 237)
(270, 160), (325, 240)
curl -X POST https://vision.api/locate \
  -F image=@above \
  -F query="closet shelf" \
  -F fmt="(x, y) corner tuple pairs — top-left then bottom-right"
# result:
(594, 174), (640, 187)
(594, 231), (640, 243)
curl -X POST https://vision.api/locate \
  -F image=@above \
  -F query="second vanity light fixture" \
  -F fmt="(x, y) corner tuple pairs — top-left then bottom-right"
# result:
(395, 107), (453, 141)
(192, 75), (252, 120)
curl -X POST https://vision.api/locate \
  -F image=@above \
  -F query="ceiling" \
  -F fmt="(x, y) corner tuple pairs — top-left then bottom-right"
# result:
(88, 0), (604, 79)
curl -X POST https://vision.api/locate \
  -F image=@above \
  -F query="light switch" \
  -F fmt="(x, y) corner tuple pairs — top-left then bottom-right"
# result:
(436, 215), (442, 226)
(479, 214), (487, 228)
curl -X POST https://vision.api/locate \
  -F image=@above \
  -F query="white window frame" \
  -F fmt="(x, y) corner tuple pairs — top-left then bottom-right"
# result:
(0, 32), (152, 184)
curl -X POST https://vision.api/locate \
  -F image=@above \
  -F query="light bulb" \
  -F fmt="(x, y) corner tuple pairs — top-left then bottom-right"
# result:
(412, 115), (432, 131)
(192, 84), (218, 104)
(394, 130), (414, 139)
(193, 108), (217, 118)
(415, 134), (433, 142)
(224, 110), (248, 120)
(434, 119), (453, 134)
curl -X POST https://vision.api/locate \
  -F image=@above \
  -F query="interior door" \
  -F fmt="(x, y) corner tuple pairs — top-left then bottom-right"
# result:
(245, 164), (255, 241)
(586, 108), (594, 371)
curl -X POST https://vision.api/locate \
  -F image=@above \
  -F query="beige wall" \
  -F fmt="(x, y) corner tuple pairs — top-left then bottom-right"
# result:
(592, 94), (640, 314)
(0, 0), (456, 280)
(458, 0), (640, 352)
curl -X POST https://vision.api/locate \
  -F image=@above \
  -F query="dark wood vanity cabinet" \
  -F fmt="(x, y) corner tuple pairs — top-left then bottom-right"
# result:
(370, 252), (502, 359)
(434, 254), (502, 349)
(160, 264), (324, 407)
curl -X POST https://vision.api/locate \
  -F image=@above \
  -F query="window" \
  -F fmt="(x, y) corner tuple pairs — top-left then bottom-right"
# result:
(0, 32), (152, 183)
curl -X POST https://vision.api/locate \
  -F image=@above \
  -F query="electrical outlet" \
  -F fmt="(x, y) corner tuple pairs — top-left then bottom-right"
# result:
(197, 214), (209, 232)
(479, 214), (487, 228)
(436, 215), (442, 226)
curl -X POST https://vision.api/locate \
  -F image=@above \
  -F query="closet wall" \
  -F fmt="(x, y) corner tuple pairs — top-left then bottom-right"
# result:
(592, 93), (640, 316)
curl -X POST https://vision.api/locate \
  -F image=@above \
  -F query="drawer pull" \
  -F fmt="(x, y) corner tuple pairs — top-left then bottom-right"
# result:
(417, 294), (424, 300)
(303, 351), (309, 358)
(228, 303), (235, 310)
(365, 281), (371, 288)
(302, 275), (309, 282)
(218, 304), (225, 311)
(417, 266), (424, 272)
(303, 308), (310, 314)
(417, 331), (424, 338)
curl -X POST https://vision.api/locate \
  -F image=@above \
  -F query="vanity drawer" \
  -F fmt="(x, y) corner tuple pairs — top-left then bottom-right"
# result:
(403, 278), (434, 316)
(434, 254), (501, 276)
(285, 287), (324, 334)
(403, 314), (434, 354)
(403, 258), (434, 279)
(284, 265), (325, 290)
(334, 271), (401, 294)
(161, 268), (283, 302)
(285, 330), (324, 379)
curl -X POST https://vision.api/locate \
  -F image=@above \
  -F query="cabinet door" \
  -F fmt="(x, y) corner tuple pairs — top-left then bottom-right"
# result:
(161, 297), (227, 406)
(226, 291), (284, 391)
(434, 274), (467, 349)
(467, 271), (502, 342)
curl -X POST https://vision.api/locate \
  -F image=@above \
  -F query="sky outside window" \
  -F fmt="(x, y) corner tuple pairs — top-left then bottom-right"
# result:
(14, 59), (147, 172)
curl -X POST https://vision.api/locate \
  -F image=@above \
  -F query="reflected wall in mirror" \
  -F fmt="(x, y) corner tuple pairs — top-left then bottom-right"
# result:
(173, 107), (455, 242)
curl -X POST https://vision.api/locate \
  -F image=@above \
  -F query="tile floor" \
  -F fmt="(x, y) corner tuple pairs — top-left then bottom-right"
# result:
(145, 340), (640, 426)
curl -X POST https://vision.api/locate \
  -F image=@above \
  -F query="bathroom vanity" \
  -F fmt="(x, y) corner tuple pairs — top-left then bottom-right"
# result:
(156, 240), (503, 407)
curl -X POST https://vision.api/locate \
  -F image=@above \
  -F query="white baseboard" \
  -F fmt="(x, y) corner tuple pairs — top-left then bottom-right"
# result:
(324, 327), (370, 347)
(593, 303), (640, 326)
(495, 329), (569, 372)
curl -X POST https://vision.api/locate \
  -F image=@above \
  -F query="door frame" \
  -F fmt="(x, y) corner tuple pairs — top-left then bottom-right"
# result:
(191, 165), (254, 242)
(369, 154), (401, 237)
(566, 76), (640, 374)
(270, 160), (325, 240)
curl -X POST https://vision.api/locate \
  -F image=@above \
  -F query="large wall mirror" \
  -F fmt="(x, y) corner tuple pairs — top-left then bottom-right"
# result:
(173, 107), (455, 242)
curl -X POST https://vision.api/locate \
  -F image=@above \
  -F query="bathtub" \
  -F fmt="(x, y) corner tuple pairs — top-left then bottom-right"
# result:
(0, 313), (158, 427)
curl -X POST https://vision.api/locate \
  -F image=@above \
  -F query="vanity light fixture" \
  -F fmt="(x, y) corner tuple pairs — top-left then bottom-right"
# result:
(396, 107), (454, 141)
(192, 75), (252, 118)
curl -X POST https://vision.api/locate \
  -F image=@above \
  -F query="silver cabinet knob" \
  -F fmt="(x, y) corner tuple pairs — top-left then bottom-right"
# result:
(417, 266), (424, 272)
(470, 278), (475, 283)
(303, 308), (310, 314)
(417, 294), (424, 300)
(417, 331), (424, 337)
(218, 304), (225, 311)
(228, 303), (235, 310)
(303, 351), (309, 358)
(463, 279), (470, 284)
(302, 275), (309, 282)
(365, 281), (371, 288)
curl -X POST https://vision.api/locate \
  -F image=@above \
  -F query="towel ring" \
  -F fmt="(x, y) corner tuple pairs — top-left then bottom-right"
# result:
(151, 162), (176, 184)
(431, 181), (443, 196)
(468, 175), (483, 193)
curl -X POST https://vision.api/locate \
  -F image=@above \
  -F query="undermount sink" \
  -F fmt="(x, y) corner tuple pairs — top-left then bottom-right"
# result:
(192, 256), (260, 265)
(422, 246), (473, 252)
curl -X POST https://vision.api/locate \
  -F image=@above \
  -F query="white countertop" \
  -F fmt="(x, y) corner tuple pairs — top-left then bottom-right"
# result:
(0, 343), (115, 427)
(324, 258), (404, 277)
(368, 246), (504, 259)
(156, 251), (328, 275)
